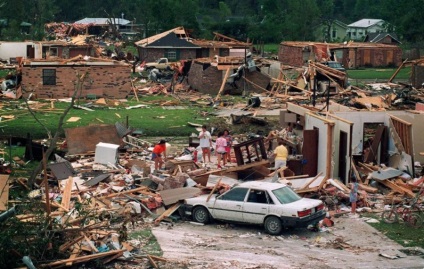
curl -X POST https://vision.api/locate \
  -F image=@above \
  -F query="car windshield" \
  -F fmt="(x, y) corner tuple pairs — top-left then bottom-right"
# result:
(328, 62), (342, 68)
(272, 186), (301, 204)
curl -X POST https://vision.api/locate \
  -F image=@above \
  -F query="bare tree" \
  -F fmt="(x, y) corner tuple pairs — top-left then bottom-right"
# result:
(27, 72), (88, 188)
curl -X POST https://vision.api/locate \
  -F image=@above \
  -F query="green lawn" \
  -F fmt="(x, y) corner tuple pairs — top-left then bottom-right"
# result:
(0, 96), (213, 139)
(263, 44), (279, 54)
(366, 213), (424, 248)
(347, 68), (410, 80)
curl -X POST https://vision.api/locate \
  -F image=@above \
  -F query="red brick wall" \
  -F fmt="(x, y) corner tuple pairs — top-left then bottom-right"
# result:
(188, 61), (270, 95)
(21, 64), (132, 99)
(278, 45), (304, 67)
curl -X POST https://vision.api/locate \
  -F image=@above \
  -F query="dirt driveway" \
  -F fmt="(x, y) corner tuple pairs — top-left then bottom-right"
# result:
(152, 216), (424, 269)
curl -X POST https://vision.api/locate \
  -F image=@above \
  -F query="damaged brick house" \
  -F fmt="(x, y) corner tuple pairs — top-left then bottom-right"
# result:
(278, 41), (402, 68)
(188, 56), (271, 95)
(135, 27), (252, 62)
(135, 27), (200, 62)
(21, 57), (131, 99)
(0, 40), (97, 63)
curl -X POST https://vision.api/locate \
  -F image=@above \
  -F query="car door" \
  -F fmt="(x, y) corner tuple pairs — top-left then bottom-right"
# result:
(211, 187), (248, 222)
(243, 189), (272, 224)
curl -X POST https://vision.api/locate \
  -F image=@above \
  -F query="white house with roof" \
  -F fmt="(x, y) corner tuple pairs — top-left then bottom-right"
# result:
(346, 19), (387, 41)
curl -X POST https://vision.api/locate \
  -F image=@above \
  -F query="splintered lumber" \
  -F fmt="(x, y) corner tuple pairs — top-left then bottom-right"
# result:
(61, 176), (74, 211)
(102, 251), (126, 265)
(154, 202), (181, 223)
(0, 175), (10, 211)
(333, 179), (351, 193)
(81, 232), (99, 253)
(106, 186), (148, 198)
(351, 160), (363, 183)
(301, 172), (323, 190)
(66, 244), (82, 266)
(147, 255), (159, 269)
(214, 68), (231, 102)
(296, 186), (320, 194)
(358, 184), (378, 193)
(388, 58), (407, 83)
(376, 179), (415, 198)
(149, 255), (168, 262)
(40, 249), (125, 267)
(358, 162), (379, 171)
(59, 235), (84, 253)
(283, 174), (309, 179)
(206, 178), (222, 202)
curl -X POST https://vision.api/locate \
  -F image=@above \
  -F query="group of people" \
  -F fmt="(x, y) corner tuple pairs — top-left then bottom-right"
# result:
(198, 125), (232, 169)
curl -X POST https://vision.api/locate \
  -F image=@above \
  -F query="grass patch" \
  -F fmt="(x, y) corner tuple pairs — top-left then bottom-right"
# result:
(0, 97), (214, 139)
(264, 44), (279, 54)
(347, 68), (410, 80)
(365, 213), (424, 248)
(130, 228), (163, 256)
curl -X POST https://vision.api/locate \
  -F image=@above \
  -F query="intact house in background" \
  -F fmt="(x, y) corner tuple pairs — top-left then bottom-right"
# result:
(278, 41), (402, 68)
(135, 27), (251, 62)
(314, 20), (348, 42)
(0, 39), (98, 63)
(21, 57), (131, 99)
(346, 19), (388, 41)
(280, 102), (424, 184)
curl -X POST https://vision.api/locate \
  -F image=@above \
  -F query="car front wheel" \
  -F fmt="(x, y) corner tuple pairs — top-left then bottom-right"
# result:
(193, 206), (210, 224)
(264, 216), (283, 235)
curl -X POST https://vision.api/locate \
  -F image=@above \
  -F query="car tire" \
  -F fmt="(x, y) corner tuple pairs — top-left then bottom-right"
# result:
(193, 206), (210, 224)
(264, 216), (283, 235)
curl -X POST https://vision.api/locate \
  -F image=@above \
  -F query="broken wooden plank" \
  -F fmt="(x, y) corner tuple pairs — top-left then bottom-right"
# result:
(61, 176), (74, 211)
(0, 175), (10, 211)
(154, 203), (181, 224)
(59, 235), (84, 253)
(206, 178), (222, 202)
(301, 172), (323, 190)
(358, 183), (378, 193)
(158, 187), (201, 206)
(351, 160), (363, 184)
(147, 254), (159, 269)
(106, 186), (148, 198)
(40, 249), (125, 267)
(214, 68), (231, 102)
(375, 179), (415, 198)
(80, 232), (99, 253)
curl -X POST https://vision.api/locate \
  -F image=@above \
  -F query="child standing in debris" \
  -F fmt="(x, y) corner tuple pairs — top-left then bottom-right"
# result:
(215, 131), (227, 169)
(350, 177), (359, 216)
(198, 125), (212, 164)
(223, 129), (232, 163)
(152, 139), (167, 171)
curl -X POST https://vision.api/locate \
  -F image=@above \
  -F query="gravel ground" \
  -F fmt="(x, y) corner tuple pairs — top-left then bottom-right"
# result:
(152, 216), (424, 269)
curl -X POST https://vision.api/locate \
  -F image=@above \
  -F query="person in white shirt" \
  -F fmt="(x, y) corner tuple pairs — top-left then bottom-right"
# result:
(198, 125), (212, 163)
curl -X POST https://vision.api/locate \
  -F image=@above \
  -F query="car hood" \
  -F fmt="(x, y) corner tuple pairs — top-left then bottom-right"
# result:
(185, 194), (216, 206)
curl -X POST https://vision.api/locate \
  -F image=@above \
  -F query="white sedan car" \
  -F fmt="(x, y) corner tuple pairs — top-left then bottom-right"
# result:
(183, 181), (326, 235)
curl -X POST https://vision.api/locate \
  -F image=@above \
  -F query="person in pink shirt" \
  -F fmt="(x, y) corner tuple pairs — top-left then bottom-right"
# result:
(215, 131), (227, 169)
